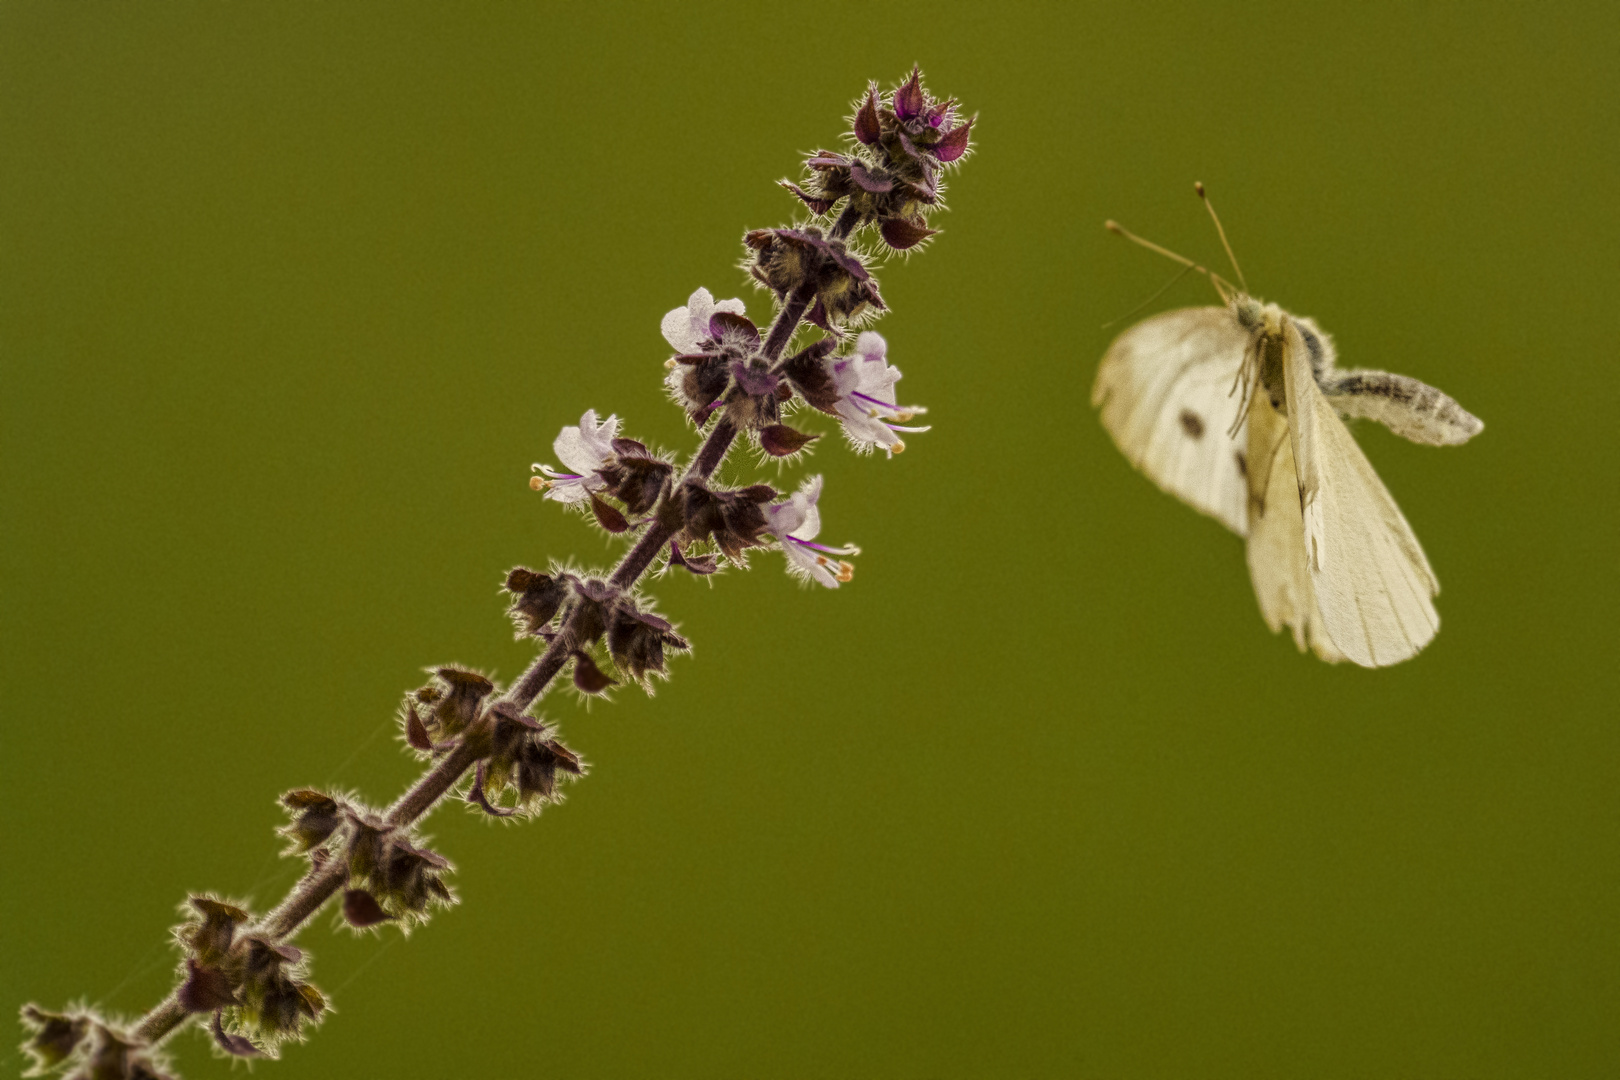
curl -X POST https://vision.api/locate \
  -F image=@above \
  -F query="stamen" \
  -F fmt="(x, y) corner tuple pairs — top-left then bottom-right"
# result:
(529, 476), (548, 491)
(891, 440), (906, 454)
(836, 561), (854, 583)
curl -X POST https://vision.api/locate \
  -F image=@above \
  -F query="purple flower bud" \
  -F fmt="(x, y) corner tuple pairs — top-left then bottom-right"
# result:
(853, 84), (882, 145)
(879, 214), (938, 251)
(234, 937), (325, 1042)
(402, 702), (433, 752)
(779, 338), (841, 412)
(661, 290), (771, 427)
(782, 71), (970, 252)
(341, 888), (396, 928)
(893, 67), (925, 121)
(759, 423), (819, 457)
(589, 494), (630, 534)
(598, 441), (674, 516)
(674, 480), (778, 562)
(570, 649), (617, 694)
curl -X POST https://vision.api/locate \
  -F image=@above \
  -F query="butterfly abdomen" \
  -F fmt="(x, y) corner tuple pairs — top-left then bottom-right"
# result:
(1322, 369), (1485, 446)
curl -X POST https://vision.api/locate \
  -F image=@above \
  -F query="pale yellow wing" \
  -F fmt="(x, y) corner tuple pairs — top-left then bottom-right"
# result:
(1284, 319), (1439, 667)
(1093, 307), (1251, 536)
(1243, 382), (1344, 663)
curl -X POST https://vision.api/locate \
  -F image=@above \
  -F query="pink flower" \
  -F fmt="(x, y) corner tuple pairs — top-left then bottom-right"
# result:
(531, 409), (620, 504)
(659, 287), (748, 354)
(763, 476), (860, 588)
(828, 332), (929, 456)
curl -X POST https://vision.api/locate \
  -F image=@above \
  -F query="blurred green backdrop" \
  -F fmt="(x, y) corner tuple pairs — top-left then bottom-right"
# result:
(3, 3), (1616, 1077)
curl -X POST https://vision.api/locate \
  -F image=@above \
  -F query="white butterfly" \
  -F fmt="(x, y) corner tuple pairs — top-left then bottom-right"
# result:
(1092, 190), (1483, 667)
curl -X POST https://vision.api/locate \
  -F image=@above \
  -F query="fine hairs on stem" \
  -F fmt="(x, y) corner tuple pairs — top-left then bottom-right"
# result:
(18, 68), (975, 1079)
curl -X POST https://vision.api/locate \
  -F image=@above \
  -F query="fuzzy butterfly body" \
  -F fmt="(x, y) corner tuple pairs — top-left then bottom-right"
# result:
(1094, 295), (1482, 667)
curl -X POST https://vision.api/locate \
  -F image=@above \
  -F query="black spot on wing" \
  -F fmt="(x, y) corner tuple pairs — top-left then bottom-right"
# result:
(1179, 409), (1205, 439)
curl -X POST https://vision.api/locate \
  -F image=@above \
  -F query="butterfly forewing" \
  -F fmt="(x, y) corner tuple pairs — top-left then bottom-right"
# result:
(1092, 307), (1251, 536)
(1243, 378), (1344, 662)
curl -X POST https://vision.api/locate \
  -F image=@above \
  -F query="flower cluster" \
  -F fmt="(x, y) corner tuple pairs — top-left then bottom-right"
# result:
(22, 68), (972, 1079)
(783, 67), (972, 252)
(167, 894), (325, 1059)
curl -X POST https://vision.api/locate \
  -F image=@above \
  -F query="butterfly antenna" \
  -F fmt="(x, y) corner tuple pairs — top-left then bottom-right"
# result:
(1104, 220), (1233, 303)
(1100, 263), (1196, 329)
(1194, 182), (1247, 293)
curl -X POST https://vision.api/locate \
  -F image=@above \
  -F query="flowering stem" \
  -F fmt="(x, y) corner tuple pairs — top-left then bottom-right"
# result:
(128, 270), (822, 1055)
(65, 74), (982, 1075)
(760, 281), (815, 362)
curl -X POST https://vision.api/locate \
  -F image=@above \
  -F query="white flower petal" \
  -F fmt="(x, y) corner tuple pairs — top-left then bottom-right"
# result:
(854, 331), (887, 363)
(552, 410), (618, 476)
(661, 306), (701, 353)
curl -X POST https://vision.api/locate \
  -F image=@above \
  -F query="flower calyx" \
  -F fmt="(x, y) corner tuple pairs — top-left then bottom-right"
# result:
(342, 810), (454, 925)
(745, 226), (884, 333)
(278, 789), (346, 857)
(671, 478), (779, 563)
(607, 599), (690, 685)
(466, 701), (585, 818)
(19, 1005), (91, 1075)
(402, 667), (496, 749)
(167, 897), (324, 1057)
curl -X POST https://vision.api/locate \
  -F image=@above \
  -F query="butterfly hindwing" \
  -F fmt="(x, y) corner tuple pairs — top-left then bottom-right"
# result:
(1284, 319), (1440, 667)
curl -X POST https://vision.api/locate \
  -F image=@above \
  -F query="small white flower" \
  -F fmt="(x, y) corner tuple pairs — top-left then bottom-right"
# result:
(828, 331), (930, 456)
(531, 409), (620, 504)
(660, 287), (748, 354)
(763, 475), (860, 588)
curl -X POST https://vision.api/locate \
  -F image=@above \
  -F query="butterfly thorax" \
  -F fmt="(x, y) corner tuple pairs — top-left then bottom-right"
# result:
(1229, 294), (1292, 415)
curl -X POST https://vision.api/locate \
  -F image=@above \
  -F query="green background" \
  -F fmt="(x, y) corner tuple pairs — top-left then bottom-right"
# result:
(3, 4), (1616, 1077)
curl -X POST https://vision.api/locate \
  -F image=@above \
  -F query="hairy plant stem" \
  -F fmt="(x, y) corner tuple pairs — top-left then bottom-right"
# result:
(131, 270), (823, 1051)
